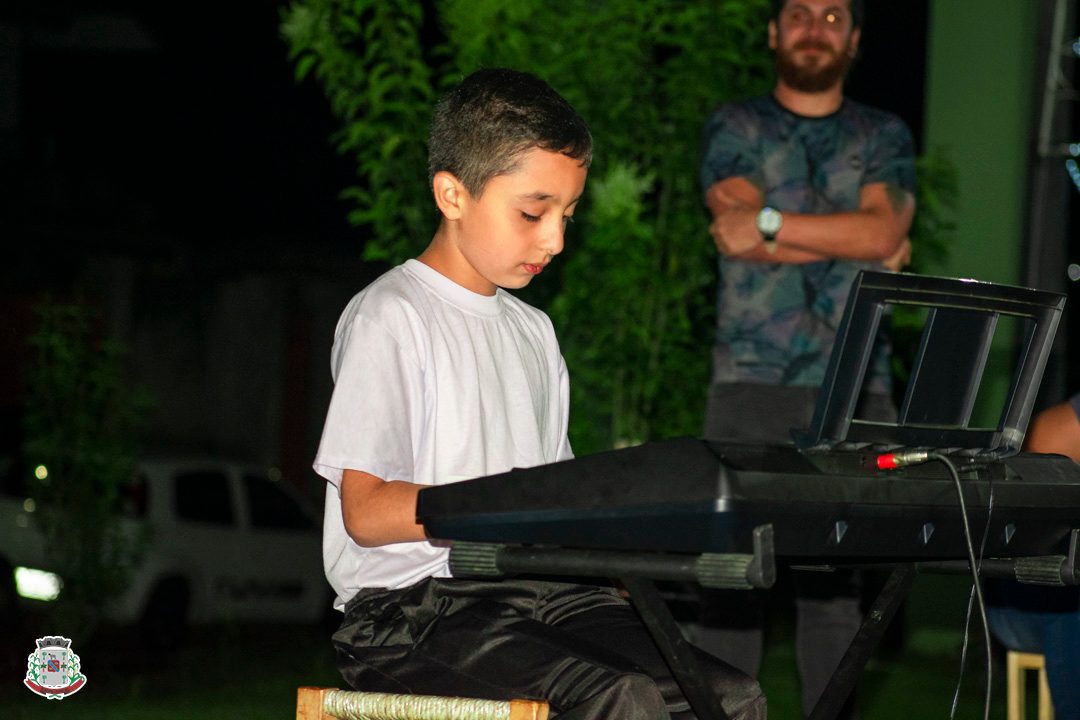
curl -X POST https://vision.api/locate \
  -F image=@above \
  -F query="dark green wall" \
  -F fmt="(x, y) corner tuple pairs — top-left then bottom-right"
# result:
(924, 0), (1040, 424)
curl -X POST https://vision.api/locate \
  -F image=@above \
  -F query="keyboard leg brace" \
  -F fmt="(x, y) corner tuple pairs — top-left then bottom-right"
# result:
(621, 575), (731, 720)
(807, 563), (917, 720)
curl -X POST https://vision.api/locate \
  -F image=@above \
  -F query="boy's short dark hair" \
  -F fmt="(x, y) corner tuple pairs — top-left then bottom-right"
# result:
(770, 0), (863, 28)
(427, 68), (593, 197)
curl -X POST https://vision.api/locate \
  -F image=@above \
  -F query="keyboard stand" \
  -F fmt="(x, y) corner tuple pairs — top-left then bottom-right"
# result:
(622, 575), (732, 720)
(807, 563), (916, 720)
(449, 529), (1080, 720)
(449, 532), (777, 720)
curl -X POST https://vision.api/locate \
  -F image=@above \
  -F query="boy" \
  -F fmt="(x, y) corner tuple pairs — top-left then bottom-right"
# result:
(314, 68), (765, 720)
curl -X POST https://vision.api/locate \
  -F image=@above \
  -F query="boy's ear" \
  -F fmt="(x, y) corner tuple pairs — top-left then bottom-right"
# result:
(432, 170), (469, 220)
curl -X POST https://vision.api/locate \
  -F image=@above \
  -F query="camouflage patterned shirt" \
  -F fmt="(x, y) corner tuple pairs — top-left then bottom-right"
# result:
(700, 94), (916, 392)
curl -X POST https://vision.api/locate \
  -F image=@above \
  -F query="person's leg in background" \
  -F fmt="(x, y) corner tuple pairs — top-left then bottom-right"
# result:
(691, 382), (810, 680)
(989, 600), (1080, 720)
(682, 588), (767, 679)
(792, 392), (896, 720)
(1040, 608), (1080, 719)
(794, 571), (862, 719)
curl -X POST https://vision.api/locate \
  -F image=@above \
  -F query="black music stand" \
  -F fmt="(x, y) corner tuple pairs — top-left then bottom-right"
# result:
(794, 270), (1065, 457)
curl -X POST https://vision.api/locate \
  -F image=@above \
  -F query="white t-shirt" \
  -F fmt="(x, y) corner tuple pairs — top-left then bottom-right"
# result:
(314, 259), (573, 609)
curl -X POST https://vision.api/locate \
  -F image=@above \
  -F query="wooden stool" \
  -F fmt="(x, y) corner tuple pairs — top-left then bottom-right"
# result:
(1007, 651), (1054, 720)
(297, 686), (549, 720)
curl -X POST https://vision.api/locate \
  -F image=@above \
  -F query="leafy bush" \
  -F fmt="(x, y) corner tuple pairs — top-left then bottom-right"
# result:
(282, 0), (773, 453)
(21, 301), (151, 635)
(891, 146), (960, 397)
(281, 0), (435, 263)
(282, 0), (953, 453)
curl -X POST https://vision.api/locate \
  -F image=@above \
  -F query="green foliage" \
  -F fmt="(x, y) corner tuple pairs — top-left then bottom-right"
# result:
(891, 147), (960, 394)
(281, 0), (436, 262)
(908, 146), (959, 276)
(432, 1), (776, 448)
(281, 0), (957, 453)
(21, 301), (151, 636)
(549, 162), (658, 449)
(282, 0), (774, 453)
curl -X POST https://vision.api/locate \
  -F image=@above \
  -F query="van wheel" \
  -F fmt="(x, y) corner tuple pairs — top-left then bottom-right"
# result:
(140, 579), (189, 650)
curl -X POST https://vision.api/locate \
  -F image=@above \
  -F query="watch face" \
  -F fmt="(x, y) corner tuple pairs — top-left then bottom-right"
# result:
(757, 207), (783, 236)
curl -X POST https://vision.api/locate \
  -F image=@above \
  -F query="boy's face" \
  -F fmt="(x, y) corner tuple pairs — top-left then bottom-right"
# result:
(440, 148), (587, 296)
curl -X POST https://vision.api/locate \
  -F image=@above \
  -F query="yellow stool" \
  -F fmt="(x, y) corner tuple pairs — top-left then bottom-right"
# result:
(297, 686), (549, 720)
(1007, 651), (1054, 720)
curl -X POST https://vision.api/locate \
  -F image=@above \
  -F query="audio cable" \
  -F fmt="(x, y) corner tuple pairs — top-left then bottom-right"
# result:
(875, 450), (994, 720)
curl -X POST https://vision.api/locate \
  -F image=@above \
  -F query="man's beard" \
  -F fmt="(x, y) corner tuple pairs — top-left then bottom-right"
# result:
(775, 40), (853, 93)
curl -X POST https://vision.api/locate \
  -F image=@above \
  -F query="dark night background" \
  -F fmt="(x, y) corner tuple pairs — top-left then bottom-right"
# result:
(1, 1), (363, 498)
(3, 1), (356, 255)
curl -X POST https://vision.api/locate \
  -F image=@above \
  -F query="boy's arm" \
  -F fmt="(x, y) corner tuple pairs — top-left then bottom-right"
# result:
(340, 469), (427, 547)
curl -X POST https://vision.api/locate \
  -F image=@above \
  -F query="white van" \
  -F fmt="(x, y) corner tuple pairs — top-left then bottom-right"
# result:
(0, 455), (329, 645)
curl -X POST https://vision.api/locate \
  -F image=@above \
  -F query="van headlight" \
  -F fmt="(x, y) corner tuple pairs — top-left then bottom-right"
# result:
(14, 567), (62, 601)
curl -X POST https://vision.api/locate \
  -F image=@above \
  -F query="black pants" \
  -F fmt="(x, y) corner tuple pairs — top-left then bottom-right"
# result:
(333, 577), (767, 720)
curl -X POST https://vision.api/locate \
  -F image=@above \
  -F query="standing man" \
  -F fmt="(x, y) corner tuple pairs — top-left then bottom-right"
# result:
(697, 0), (916, 716)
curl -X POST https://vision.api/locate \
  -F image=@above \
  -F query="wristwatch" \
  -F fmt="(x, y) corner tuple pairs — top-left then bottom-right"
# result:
(755, 206), (783, 254)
